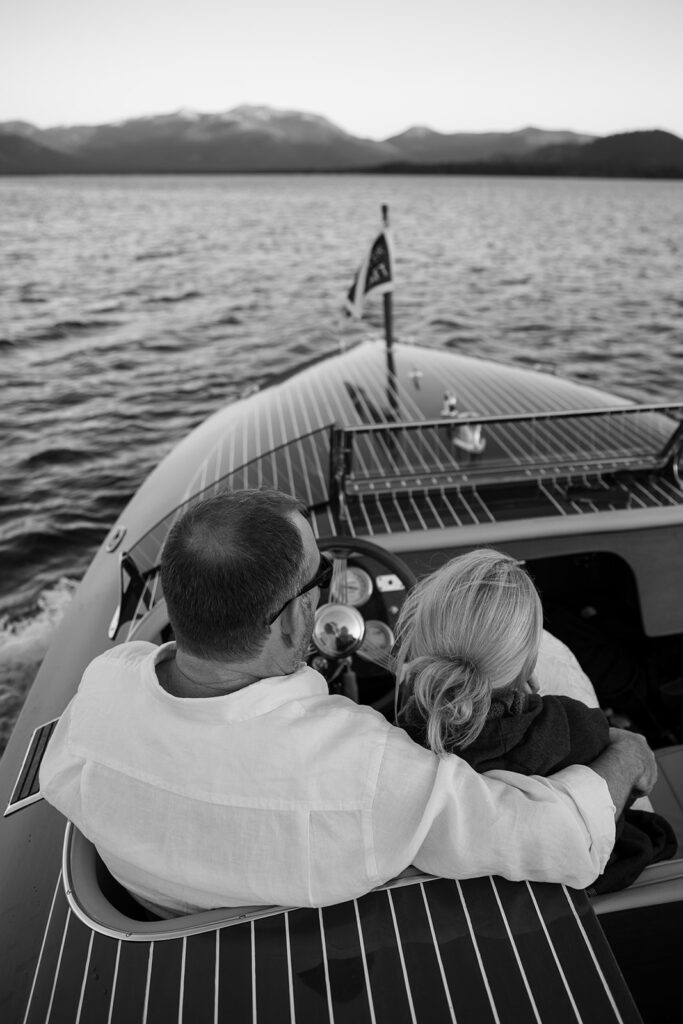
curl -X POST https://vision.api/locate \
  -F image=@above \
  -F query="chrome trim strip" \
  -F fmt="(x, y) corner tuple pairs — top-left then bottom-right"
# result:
(22, 873), (62, 1024)
(373, 493), (391, 534)
(142, 942), (154, 1024)
(455, 879), (500, 1024)
(390, 494), (410, 533)
(455, 488), (477, 522)
(471, 489), (496, 523)
(489, 878), (541, 1024)
(424, 492), (445, 528)
(563, 887), (624, 1024)
(440, 489), (462, 526)
(353, 898), (376, 1024)
(250, 922), (256, 1024)
(386, 888), (417, 1024)
(75, 930), (94, 1024)
(214, 930), (220, 1024)
(356, 495), (374, 535)
(539, 480), (568, 515)
(179, 937), (187, 1024)
(317, 908), (334, 1024)
(419, 883), (456, 1023)
(45, 908), (71, 1024)
(525, 882), (582, 1022)
(408, 493), (429, 531)
(284, 912), (296, 1024)
(107, 941), (121, 1024)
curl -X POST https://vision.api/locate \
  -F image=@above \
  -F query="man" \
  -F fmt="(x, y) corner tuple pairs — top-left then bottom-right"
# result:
(40, 489), (657, 916)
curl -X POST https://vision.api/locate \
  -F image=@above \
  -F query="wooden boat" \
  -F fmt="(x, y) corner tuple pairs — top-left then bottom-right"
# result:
(3, 330), (683, 1023)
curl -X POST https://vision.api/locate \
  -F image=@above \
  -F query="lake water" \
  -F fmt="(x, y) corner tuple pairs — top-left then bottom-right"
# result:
(1, 173), (683, 751)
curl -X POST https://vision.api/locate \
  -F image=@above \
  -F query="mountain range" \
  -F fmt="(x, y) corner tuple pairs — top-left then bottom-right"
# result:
(1, 105), (682, 177)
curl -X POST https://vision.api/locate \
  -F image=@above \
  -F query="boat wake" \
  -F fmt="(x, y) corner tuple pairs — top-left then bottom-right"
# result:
(0, 578), (77, 758)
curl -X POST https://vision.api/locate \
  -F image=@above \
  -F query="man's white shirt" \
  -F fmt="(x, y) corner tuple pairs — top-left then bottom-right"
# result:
(40, 639), (615, 914)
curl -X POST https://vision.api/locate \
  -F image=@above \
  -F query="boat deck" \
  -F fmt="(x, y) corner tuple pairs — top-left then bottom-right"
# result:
(128, 406), (683, 564)
(24, 866), (640, 1024)
(107, 341), (683, 639)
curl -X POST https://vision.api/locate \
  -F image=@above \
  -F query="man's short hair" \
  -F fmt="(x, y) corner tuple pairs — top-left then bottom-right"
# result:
(160, 489), (308, 660)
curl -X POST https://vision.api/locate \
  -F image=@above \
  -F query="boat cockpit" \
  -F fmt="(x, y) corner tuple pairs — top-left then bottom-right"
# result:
(72, 515), (683, 945)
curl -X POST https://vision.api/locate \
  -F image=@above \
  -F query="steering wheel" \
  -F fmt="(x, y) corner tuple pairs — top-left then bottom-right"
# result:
(309, 535), (417, 714)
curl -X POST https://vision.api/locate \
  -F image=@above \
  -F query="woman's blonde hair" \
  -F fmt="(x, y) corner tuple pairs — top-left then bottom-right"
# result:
(395, 549), (543, 756)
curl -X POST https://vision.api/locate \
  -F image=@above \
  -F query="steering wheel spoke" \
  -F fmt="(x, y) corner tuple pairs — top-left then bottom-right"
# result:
(329, 555), (349, 604)
(356, 643), (392, 670)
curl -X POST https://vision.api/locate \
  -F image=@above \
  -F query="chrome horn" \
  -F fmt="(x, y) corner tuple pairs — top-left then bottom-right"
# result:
(312, 604), (365, 658)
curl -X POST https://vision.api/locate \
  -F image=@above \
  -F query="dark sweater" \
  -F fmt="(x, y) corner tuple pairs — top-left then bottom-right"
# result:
(400, 688), (677, 894)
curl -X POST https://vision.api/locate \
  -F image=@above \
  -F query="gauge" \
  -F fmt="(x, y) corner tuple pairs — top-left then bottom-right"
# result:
(673, 443), (683, 490)
(329, 565), (374, 607)
(357, 620), (395, 664)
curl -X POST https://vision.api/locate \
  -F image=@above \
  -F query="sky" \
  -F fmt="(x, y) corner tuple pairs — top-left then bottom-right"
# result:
(2, 0), (682, 139)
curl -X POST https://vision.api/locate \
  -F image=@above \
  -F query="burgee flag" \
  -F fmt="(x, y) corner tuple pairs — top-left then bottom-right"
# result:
(344, 228), (394, 318)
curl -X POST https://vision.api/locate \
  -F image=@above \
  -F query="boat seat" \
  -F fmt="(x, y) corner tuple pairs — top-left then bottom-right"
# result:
(62, 821), (431, 941)
(63, 822), (293, 940)
(591, 744), (683, 916)
(63, 746), (683, 937)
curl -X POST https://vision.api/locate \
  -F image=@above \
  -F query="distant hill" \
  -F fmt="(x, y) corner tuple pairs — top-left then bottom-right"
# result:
(0, 131), (84, 173)
(530, 129), (683, 177)
(0, 107), (401, 172)
(0, 106), (681, 177)
(386, 125), (594, 164)
(374, 130), (683, 179)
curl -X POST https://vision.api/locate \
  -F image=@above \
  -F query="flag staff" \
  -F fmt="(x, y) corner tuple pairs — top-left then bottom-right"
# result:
(381, 204), (398, 417)
(381, 204), (394, 352)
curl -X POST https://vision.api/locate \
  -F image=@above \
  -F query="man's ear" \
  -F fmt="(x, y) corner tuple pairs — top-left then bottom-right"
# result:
(278, 599), (298, 649)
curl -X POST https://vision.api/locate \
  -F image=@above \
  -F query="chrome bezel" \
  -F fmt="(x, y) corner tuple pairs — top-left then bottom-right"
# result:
(357, 620), (396, 662)
(672, 445), (683, 490)
(337, 566), (374, 607)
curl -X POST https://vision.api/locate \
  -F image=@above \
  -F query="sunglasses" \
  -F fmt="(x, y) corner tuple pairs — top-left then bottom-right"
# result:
(268, 553), (334, 624)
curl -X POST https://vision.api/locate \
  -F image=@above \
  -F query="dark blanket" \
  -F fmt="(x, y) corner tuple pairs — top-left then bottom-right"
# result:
(400, 689), (677, 894)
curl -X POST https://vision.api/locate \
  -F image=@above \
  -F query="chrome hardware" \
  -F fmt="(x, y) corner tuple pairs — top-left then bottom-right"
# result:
(376, 574), (405, 593)
(105, 524), (126, 553)
(312, 604), (365, 659)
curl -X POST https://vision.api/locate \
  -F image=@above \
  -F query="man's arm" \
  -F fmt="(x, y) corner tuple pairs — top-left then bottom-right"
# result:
(587, 726), (658, 817)
(372, 725), (616, 890)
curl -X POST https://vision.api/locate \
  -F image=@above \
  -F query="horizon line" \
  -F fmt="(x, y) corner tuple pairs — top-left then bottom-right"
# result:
(0, 104), (679, 142)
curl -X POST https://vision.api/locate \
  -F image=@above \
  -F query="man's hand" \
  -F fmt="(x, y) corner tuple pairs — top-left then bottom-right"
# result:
(588, 727), (658, 817)
(607, 727), (658, 796)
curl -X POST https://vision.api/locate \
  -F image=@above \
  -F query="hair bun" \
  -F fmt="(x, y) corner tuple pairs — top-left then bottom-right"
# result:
(445, 653), (479, 677)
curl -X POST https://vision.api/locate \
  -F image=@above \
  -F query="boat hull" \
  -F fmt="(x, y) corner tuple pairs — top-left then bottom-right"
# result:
(4, 339), (683, 1021)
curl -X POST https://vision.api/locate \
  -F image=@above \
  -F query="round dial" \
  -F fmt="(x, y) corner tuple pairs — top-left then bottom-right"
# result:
(332, 565), (374, 607)
(357, 620), (395, 663)
(673, 445), (683, 490)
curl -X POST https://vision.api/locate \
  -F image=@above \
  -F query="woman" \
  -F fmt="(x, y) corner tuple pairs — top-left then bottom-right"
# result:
(395, 549), (676, 893)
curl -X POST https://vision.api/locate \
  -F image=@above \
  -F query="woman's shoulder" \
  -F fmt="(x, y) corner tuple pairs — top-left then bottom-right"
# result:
(535, 630), (600, 707)
(397, 694), (429, 746)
